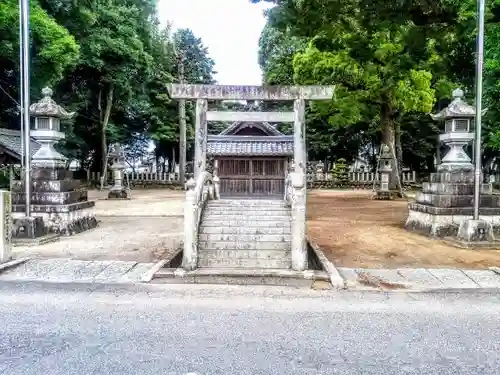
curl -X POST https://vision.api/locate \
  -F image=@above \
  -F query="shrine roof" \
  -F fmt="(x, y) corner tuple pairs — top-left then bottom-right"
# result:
(207, 135), (293, 156)
(218, 121), (284, 136)
(0, 128), (40, 160)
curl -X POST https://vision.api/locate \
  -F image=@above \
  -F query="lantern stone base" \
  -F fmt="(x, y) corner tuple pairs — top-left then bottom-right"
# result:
(11, 167), (98, 239)
(12, 202), (98, 237)
(107, 186), (130, 200)
(405, 170), (500, 246)
(405, 207), (500, 238)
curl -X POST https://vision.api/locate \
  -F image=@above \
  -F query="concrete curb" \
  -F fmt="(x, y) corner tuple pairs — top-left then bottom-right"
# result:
(490, 267), (500, 276)
(141, 260), (169, 283)
(307, 238), (345, 289)
(0, 257), (30, 273)
(354, 286), (500, 294)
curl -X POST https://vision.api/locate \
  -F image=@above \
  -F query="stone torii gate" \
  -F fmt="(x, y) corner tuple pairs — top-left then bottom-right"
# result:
(167, 84), (335, 271)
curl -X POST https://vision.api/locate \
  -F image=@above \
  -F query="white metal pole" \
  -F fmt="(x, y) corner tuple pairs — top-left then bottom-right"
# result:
(21, 0), (30, 217)
(473, 0), (486, 220)
(18, 0), (24, 168)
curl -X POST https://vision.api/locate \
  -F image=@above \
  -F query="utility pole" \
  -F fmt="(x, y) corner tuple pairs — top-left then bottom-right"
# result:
(178, 52), (187, 186)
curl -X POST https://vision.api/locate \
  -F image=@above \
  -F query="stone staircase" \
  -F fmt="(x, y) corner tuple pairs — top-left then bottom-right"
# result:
(198, 199), (292, 269)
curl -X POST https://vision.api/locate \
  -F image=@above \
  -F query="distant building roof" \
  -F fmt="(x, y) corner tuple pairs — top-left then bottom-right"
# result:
(219, 121), (283, 136)
(207, 121), (293, 157)
(0, 128), (41, 160)
(207, 135), (293, 156)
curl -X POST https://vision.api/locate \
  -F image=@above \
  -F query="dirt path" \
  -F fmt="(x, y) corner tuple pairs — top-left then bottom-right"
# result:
(307, 190), (500, 269)
(12, 189), (184, 262)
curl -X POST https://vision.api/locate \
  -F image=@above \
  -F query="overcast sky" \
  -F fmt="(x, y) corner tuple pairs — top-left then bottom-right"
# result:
(157, 0), (272, 85)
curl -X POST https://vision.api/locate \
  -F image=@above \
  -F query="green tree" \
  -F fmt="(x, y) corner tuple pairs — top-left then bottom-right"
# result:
(40, 0), (156, 171)
(252, 0), (478, 186)
(0, 0), (79, 127)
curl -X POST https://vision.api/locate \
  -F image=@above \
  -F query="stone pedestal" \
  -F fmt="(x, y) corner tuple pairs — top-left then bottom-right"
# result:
(405, 170), (500, 238)
(107, 167), (130, 199)
(11, 168), (98, 238)
(0, 190), (12, 262)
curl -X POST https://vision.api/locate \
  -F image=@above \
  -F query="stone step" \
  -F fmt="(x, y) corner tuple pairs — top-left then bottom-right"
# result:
(204, 208), (291, 214)
(198, 256), (292, 269)
(199, 240), (290, 251)
(208, 201), (287, 207)
(199, 226), (292, 235)
(201, 220), (291, 228)
(199, 234), (292, 242)
(198, 249), (290, 259)
(203, 214), (290, 221)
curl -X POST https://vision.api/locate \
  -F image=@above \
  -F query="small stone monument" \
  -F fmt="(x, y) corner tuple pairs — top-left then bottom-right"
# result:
(315, 161), (324, 181)
(405, 88), (500, 245)
(374, 144), (392, 200)
(0, 190), (12, 263)
(107, 144), (130, 199)
(11, 87), (98, 242)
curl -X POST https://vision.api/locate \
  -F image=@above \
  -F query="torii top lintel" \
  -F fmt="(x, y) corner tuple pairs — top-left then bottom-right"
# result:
(167, 84), (335, 101)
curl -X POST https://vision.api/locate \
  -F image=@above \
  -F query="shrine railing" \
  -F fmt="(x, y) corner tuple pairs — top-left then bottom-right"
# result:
(182, 170), (219, 270)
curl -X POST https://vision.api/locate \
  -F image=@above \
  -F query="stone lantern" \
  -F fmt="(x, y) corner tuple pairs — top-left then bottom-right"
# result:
(11, 87), (98, 242)
(375, 144), (392, 199)
(107, 143), (130, 199)
(30, 87), (74, 168)
(404, 87), (500, 245)
(430, 88), (475, 172)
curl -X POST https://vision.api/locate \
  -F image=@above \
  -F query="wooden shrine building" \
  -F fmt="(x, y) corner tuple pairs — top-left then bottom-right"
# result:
(207, 121), (293, 197)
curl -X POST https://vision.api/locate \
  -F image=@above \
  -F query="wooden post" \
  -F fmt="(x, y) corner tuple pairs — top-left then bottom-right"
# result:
(0, 190), (12, 263)
(194, 99), (208, 179)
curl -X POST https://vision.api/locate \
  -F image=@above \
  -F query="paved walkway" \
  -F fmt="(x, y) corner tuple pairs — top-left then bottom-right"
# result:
(0, 259), (156, 284)
(337, 267), (500, 291)
(3, 258), (500, 292)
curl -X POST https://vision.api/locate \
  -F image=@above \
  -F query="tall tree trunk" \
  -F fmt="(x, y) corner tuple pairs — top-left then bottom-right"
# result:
(394, 120), (403, 183)
(381, 103), (402, 194)
(99, 85), (114, 181)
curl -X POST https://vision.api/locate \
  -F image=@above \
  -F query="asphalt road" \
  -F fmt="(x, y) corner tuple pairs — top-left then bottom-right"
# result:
(0, 281), (499, 375)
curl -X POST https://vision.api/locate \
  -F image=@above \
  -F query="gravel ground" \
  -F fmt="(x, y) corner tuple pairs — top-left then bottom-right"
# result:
(307, 190), (500, 269)
(12, 189), (185, 262)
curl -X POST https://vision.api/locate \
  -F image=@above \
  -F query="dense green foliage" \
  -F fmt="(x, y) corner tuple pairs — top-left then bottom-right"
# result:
(0, 0), (215, 171)
(4, 0), (500, 177)
(253, 0), (500, 177)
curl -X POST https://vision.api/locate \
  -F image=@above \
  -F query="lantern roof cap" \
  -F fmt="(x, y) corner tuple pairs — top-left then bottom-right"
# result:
(29, 87), (75, 119)
(430, 88), (476, 120)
